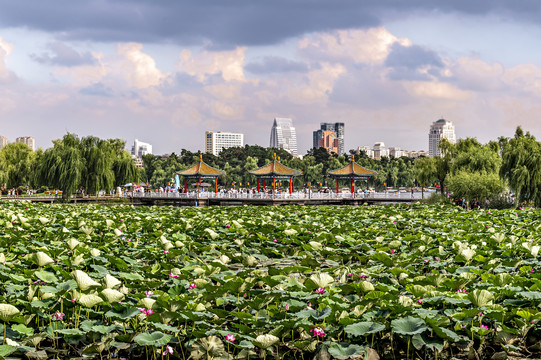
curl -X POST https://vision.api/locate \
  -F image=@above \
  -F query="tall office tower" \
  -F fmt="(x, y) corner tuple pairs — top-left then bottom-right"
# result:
(131, 138), (153, 158)
(205, 131), (244, 156)
(15, 136), (35, 151)
(0, 136), (7, 149)
(313, 122), (345, 154)
(270, 118), (297, 156)
(316, 130), (340, 154)
(428, 119), (456, 156)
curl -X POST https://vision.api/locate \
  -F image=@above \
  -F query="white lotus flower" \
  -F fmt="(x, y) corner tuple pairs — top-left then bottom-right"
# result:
(460, 248), (476, 261)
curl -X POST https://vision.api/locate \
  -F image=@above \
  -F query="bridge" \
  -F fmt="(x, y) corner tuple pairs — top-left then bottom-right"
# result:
(1, 191), (425, 206)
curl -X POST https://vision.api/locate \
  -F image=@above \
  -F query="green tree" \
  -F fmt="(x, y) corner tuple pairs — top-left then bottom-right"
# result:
(0, 142), (36, 189)
(500, 127), (541, 207)
(414, 157), (436, 199)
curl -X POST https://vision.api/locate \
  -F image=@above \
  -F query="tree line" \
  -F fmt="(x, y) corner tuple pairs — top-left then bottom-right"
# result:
(0, 127), (540, 207)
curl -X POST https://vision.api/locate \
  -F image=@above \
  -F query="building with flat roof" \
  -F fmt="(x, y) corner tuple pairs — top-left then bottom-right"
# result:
(205, 131), (244, 156)
(429, 119), (456, 156)
(270, 117), (297, 156)
(313, 122), (344, 154)
(0, 136), (7, 149)
(16, 136), (35, 151)
(131, 139), (153, 158)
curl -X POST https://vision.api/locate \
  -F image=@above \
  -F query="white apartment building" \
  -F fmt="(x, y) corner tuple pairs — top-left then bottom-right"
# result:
(388, 147), (405, 158)
(131, 139), (153, 158)
(269, 118), (297, 156)
(429, 119), (456, 156)
(205, 131), (244, 156)
(372, 142), (388, 160)
(16, 136), (35, 151)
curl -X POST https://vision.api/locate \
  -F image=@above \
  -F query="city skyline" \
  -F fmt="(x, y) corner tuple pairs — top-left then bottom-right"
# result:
(1, 2), (541, 153)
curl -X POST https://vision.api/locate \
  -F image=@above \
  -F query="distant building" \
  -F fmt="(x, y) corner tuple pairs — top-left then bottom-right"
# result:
(313, 122), (345, 154)
(0, 136), (7, 149)
(372, 142), (388, 160)
(205, 131), (244, 156)
(388, 147), (405, 158)
(429, 119), (456, 156)
(406, 150), (428, 158)
(131, 139), (153, 158)
(357, 146), (374, 158)
(16, 136), (35, 151)
(132, 156), (144, 168)
(316, 130), (340, 154)
(270, 118), (297, 156)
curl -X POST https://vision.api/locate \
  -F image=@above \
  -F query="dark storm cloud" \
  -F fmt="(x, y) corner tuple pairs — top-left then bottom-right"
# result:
(30, 42), (97, 66)
(385, 43), (443, 81)
(1, 1), (538, 48)
(245, 56), (309, 74)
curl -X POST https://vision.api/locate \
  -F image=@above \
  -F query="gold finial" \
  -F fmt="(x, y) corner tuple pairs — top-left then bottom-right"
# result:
(199, 154), (203, 161)
(273, 152), (276, 159)
(278, 156), (280, 162)
(352, 154), (355, 162)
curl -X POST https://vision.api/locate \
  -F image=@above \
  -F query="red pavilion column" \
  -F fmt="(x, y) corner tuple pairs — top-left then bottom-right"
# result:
(367, 178), (369, 190)
(257, 178), (260, 192)
(214, 177), (218, 194)
(336, 179), (339, 194)
(289, 178), (293, 195)
(184, 178), (187, 193)
(351, 178), (354, 194)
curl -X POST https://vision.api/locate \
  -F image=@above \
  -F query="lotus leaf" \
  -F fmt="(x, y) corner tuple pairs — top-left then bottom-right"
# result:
(101, 289), (125, 303)
(391, 317), (427, 336)
(34, 252), (54, 267)
(0, 304), (20, 322)
(72, 270), (101, 291)
(468, 289), (494, 307)
(310, 272), (334, 288)
(78, 294), (104, 308)
(344, 321), (386, 336)
(253, 334), (279, 349)
(190, 336), (225, 359)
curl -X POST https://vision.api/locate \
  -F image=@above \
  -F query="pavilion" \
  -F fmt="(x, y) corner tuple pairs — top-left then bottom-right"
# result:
(328, 155), (377, 195)
(249, 154), (302, 195)
(176, 155), (225, 194)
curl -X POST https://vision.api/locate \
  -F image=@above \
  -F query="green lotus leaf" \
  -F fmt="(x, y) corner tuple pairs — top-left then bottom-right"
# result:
(78, 294), (104, 308)
(34, 270), (59, 283)
(468, 289), (494, 307)
(190, 336), (225, 359)
(204, 228), (219, 239)
(34, 251), (54, 267)
(253, 334), (279, 349)
(391, 316), (427, 336)
(328, 342), (365, 359)
(72, 270), (101, 291)
(140, 297), (156, 309)
(38, 217), (50, 225)
(90, 248), (101, 257)
(55, 328), (85, 336)
(0, 304), (20, 322)
(310, 273), (334, 288)
(0, 345), (18, 357)
(103, 274), (121, 289)
(344, 321), (386, 336)
(359, 281), (375, 292)
(106, 219), (114, 227)
(0, 253), (4, 264)
(101, 289), (125, 303)
(67, 238), (81, 250)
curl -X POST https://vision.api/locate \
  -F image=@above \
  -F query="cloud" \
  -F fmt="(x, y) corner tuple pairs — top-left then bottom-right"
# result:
(79, 82), (114, 97)
(177, 47), (246, 82)
(298, 27), (410, 64)
(245, 56), (309, 74)
(0, 36), (16, 82)
(30, 42), (97, 66)
(385, 43), (443, 81)
(116, 43), (167, 88)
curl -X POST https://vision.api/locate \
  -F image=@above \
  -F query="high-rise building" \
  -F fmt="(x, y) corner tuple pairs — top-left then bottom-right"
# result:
(131, 139), (153, 158)
(270, 118), (297, 156)
(316, 130), (340, 154)
(16, 136), (35, 151)
(313, 123), (345, 154)
(205, 131), (244, 156)
(372, 142), (388, 160)
(0, 136), (7, 149)
(428, 119), (456, 156)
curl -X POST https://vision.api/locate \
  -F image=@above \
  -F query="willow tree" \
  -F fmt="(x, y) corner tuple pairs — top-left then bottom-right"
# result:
(39, 133), (84, 200)
(0, 142), (37, 189)
(500, 127), (541, 207)
(414, 157), (436, 199)
(81, 136), (115, 195)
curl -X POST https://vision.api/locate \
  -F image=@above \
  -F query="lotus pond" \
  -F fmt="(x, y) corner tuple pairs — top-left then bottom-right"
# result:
(0, 202), (540, 359)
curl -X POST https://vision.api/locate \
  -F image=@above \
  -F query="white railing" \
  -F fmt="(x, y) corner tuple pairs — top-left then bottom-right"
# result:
(125, 191), (424, 200)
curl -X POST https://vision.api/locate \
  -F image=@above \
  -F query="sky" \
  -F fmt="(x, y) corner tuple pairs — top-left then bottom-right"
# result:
(1, 1), (541, 155)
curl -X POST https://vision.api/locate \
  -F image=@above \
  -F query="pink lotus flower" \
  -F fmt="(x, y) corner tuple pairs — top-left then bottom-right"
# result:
(480, 324), (489, 330)
(145, 290), (154, 297)
(225, 224), (231, 228)
(168, 272), (179, 279)
(390, 250), (395, 254)
(163, 250), (169, 254)
(417, 299), (424, 304)
(225, 334), (236, 343)
(189, 283), (197, 289)
(273, 239), (277, 243)
(138, 308), (154, 316)
(310, 327), (326, 338)
(457, 289), (466, 293)
(316, 287), (326, 294)
(163, 345), (174, 356)
(478, 312), (483, 317)
(71, 298), (77, 303)
(347, 273), (353, 277)
(52, 312), (65, 321)
(360, 274), (368, 279)
(531, 269), (534, 273)
(285, 303), (289, 311)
